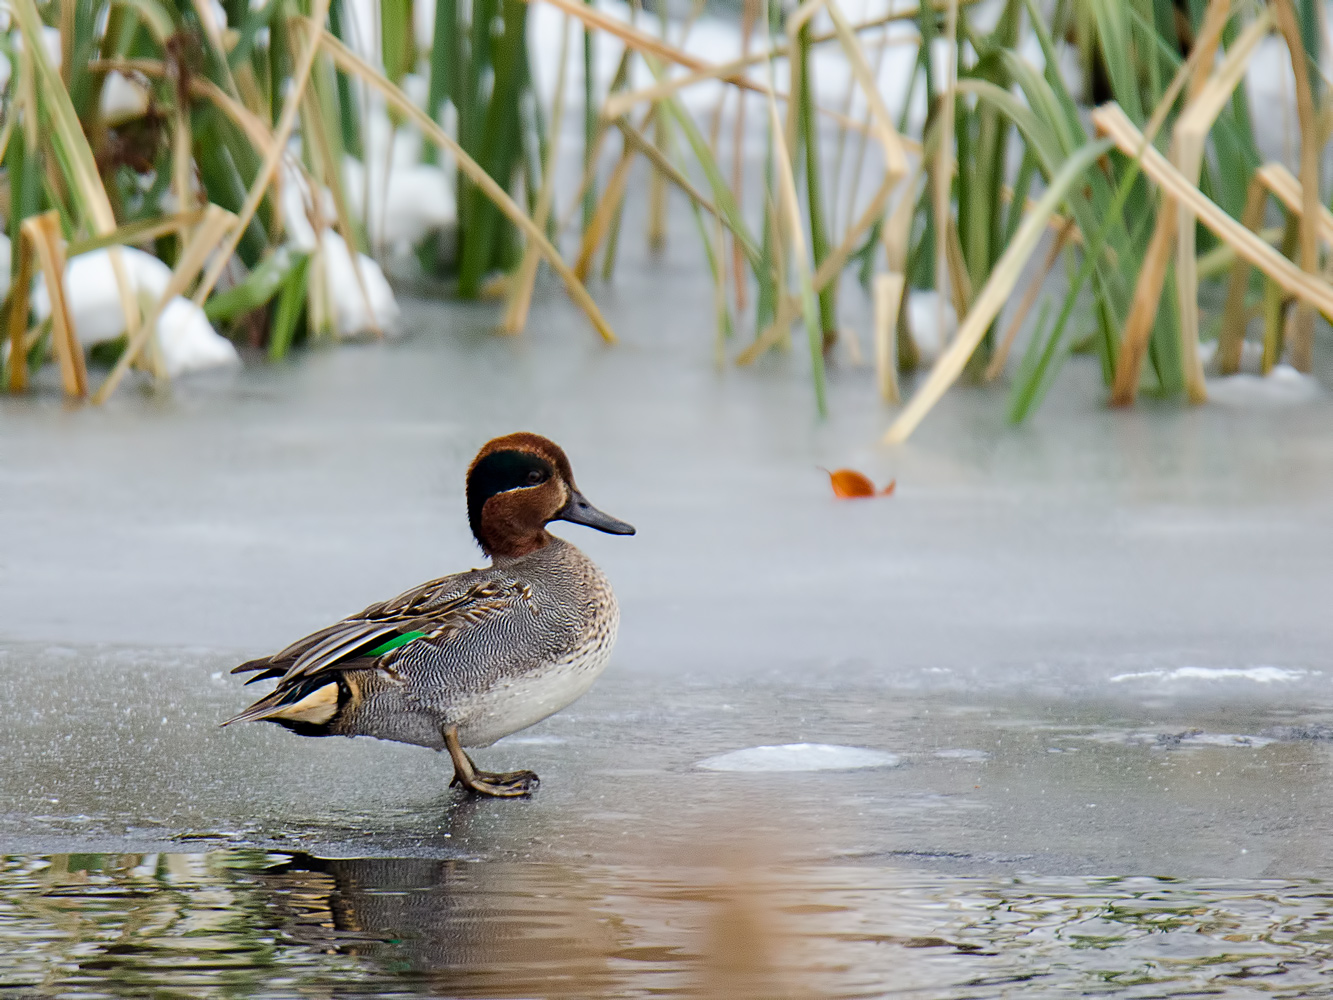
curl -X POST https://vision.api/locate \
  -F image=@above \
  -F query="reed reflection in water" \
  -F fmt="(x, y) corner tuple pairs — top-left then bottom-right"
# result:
(6, 850), (1333, 997)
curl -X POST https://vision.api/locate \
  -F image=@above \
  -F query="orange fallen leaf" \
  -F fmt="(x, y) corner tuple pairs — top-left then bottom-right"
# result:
(820, 468), (896, 499)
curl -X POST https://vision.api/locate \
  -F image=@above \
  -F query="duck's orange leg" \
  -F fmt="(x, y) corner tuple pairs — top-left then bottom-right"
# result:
(443, 725), (540, 797)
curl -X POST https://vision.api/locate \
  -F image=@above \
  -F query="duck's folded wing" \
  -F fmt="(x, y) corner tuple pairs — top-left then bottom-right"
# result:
(230, 573), (508, 684)
(223, 577), (526, 728)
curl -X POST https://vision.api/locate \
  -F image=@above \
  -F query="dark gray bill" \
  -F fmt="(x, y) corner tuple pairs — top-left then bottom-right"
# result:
(556, 489), (636, 535)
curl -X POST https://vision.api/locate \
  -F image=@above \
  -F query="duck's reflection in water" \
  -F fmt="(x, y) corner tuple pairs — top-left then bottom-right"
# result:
(254, 851), (639, 997)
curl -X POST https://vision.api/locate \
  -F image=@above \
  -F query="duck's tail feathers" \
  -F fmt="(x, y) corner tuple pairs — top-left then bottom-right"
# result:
(221, 673), (350, 733)
(231, 657), (288, 685)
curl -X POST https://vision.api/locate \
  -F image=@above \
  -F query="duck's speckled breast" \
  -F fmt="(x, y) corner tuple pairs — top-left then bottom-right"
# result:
(445, 540), (621, 746)
(453, 590), (619, 746)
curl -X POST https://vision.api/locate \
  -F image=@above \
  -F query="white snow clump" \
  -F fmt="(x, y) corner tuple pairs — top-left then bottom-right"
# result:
(31, 247), (240, 377)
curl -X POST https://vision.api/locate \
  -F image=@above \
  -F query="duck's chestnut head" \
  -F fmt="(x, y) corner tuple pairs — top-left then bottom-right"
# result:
(466, 432), (635, 558)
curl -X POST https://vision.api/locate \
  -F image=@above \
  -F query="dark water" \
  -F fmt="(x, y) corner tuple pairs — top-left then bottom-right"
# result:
(9, 851), (1333, 998)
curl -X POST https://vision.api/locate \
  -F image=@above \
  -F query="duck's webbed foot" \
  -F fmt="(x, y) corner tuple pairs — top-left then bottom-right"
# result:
(443, 725), (540, 797)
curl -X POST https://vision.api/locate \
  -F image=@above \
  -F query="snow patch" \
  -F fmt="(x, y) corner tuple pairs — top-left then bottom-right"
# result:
(320, 232), (402, 338)
(343, 154), (455, 255)
(100, 71), (150, 126)
(1197, 338), (1265, 375)
(1207, 364), (1320, 406)
(30, 247), (240, 376)
(278, 166), (402, 337)
(697, 743), (902, 772)
(905, 291), (958, 363)
(156, 298), (242, 377)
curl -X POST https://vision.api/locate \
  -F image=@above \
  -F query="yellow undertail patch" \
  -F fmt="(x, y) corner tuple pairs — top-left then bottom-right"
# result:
(263, 682), (340, 725)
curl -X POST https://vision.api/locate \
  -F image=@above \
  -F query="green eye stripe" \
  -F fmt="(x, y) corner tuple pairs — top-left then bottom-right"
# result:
(367, 630), (428, 657)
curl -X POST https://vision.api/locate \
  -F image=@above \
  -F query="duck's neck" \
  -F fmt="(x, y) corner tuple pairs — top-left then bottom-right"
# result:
(484, 529), (559, 564)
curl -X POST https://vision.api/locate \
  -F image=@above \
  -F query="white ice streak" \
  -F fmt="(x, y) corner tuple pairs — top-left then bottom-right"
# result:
(934, 748), (992, 761)
(1110, 666), (1311, 684)
(697, 743), (903, 772)
(31, 247), (240, 377)
(499, 734), (567, 745)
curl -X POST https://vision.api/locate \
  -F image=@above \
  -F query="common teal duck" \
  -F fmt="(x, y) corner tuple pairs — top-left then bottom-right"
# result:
(223, 433), (635, 797)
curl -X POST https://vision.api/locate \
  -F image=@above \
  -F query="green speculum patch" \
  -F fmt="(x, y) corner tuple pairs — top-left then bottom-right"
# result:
(366, 631), (427, 657)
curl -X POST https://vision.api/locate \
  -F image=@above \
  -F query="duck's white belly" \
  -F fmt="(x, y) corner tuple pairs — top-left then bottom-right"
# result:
(455, 623), (618, 747)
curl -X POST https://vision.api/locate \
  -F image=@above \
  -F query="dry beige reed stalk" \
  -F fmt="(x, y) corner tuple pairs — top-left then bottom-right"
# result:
(5, 224), (35, 393)
(731, 0), (759, 312)
(1100, 0), (1228, 400)
(21, 213), (86, 398)
(537, 0), (773, 99)
(1217, 177), (1269, 373)
(1257, 163), (1333, 244)
(1170, 7), (1271, 403)
(818, 0), (909, 273)
(1272, 0), (1320, 372)
(879, 167), (920, 365)
(874, 272), (904, 401)
(766, 83), (823, 377)
(1110, 198), (1177, 404)
(299, 83), (379, 338)
(595, 3), (929, 140)
(1093, 103), (1333, 319)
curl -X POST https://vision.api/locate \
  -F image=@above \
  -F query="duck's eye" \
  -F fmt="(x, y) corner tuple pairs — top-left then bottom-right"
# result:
(526, 469), (545, 485)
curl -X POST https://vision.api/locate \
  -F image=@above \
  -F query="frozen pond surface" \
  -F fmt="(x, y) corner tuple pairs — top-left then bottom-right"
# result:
(6, 236), (1333, 994)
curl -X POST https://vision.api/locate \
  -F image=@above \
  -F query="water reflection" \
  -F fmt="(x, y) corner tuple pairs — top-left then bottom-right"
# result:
(5, 852), (1333, 998)
(253, 854), (627, 996)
